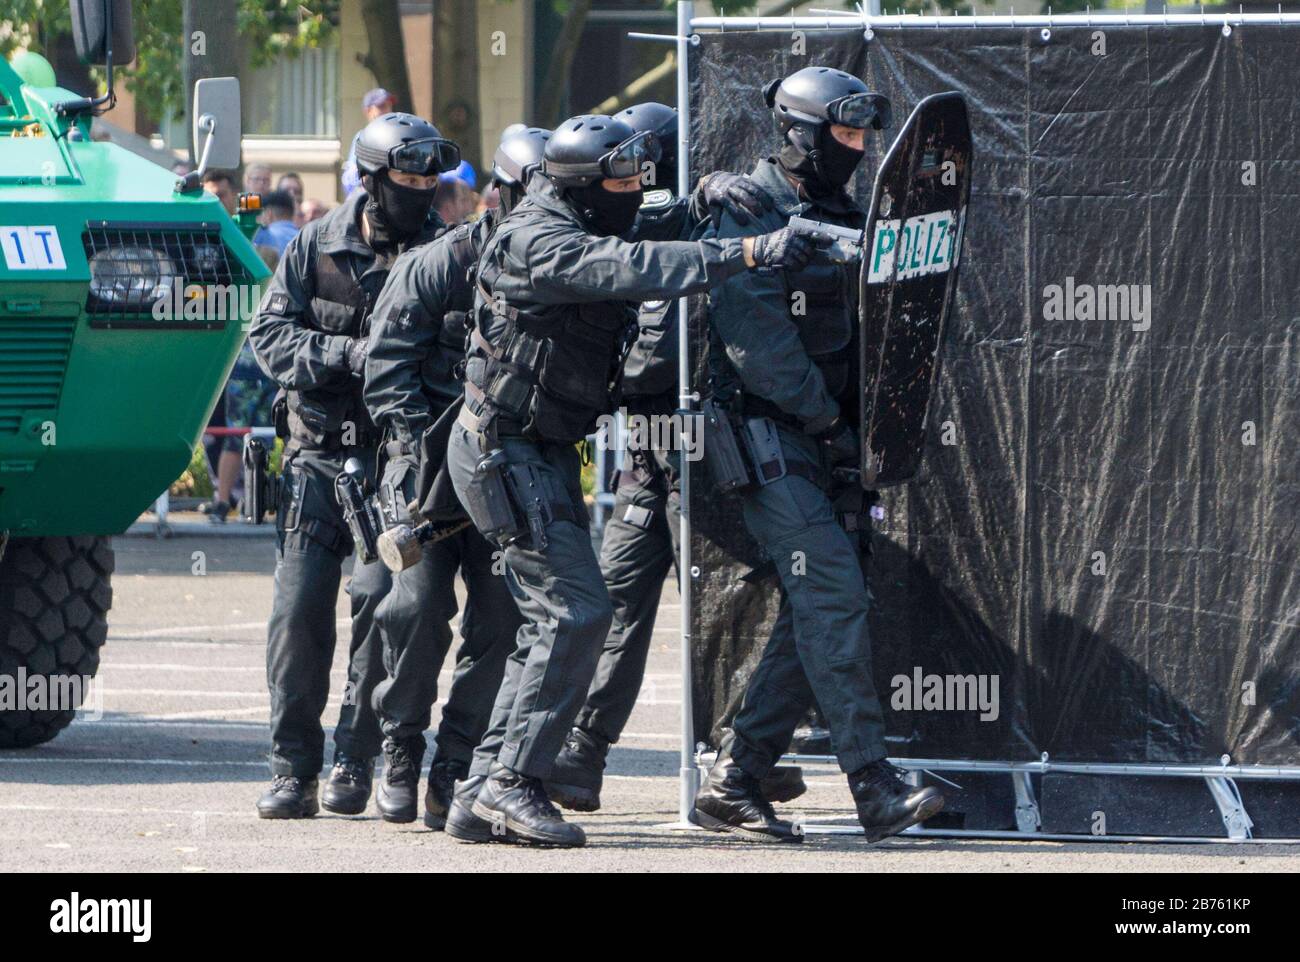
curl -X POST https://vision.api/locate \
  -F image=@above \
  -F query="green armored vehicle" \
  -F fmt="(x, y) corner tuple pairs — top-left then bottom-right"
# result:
(0, 0), (267, 746)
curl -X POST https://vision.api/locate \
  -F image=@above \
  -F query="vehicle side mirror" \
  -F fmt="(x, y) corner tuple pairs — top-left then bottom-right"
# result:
(70, 0), (136, 65)
(192, 77), (243, 172)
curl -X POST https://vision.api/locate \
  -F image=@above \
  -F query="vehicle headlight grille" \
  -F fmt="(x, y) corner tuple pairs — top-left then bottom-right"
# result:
(82, 222), (253, 327)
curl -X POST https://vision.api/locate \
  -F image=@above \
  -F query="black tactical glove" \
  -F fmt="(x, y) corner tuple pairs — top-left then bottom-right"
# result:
(697, 172), (774, 227)
(749, 226), (826, 272)
(817, 418), (859, 468)
(345, 337), (368, 375)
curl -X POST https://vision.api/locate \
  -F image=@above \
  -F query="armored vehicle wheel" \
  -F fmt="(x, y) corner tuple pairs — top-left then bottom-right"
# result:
(0, 536), (113, 748)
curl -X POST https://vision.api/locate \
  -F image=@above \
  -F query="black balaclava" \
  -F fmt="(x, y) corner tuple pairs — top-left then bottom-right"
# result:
(778, 123), (864, 199)
(567, 181), (643, 236)
(364, 171), (436, 251)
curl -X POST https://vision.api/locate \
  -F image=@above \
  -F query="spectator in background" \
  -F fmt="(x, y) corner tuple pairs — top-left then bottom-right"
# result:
(299, 198), (330, 225)
(198, 391), (243, 524)
(253, 190), (299, 256)
(244, 163), (274, 197)
(439, 159), (477, 191)
(476, 182), (500, 219)
(342, 87), (398, 195)
(434, 177), (476, 226)
(277, 172), (305, 205)
(202, 170), (238, 215)
(171, 160), (192, 177)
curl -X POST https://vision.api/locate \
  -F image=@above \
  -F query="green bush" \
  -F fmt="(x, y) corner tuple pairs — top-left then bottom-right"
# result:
(169, 436), (283, 499)
(170, 444), (214, 499)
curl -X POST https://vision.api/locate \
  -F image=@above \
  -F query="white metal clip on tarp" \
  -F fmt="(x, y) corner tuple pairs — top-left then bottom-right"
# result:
(627, 31), (699, 45)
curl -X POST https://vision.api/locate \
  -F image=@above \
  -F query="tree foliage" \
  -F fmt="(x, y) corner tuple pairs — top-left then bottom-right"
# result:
(2, 0), (338, 119)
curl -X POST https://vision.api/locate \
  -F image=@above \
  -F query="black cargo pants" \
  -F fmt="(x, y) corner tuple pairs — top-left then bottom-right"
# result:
(266, 446), (388, 778)
(575, 448), (681, 744)
(728, 426), (888, 778)
(447, 424), (613, 781)
(372, 455), (522, 763)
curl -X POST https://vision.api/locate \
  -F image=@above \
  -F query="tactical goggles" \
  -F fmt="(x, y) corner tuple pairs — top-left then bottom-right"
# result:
(601, 131), (662, 179)
(389, 137), (462, 176)
(827, 93), (893, 131)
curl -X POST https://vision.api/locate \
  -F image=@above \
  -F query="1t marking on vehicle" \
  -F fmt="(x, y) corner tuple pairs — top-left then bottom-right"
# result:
(2, 225), (66, 270)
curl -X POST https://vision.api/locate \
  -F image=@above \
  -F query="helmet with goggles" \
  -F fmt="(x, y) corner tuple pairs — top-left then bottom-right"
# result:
(615, 102), (678, 183)
(763, 67), (892, 140)
(542, 115), (662, 186)
(354, 112), (461, 178)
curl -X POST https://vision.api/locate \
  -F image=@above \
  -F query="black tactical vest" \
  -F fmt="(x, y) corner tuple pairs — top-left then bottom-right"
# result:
(621, 296), (677, 402)
(781, 253), (858, 402)
(467, 256), (636, 444)
(621, 191), (689, 404)
(419, 224), (481, 409)
(287, 244), (430, 450)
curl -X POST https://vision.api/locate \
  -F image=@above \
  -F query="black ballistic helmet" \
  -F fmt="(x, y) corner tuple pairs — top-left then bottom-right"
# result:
(492, 125), (552, 190)
(616, 102), (678, 187)
(354, 112), (461, 177)
(764, 67), (892, 149)
(493, 124), (552, 215)
(542, 114), (661, 186)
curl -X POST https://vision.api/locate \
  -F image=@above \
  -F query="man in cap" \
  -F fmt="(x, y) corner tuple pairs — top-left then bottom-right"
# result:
(342, 88), (400, 195)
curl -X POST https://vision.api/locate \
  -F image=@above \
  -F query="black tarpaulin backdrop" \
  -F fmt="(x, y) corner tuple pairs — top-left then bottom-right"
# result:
(687, 26), (1299, 764)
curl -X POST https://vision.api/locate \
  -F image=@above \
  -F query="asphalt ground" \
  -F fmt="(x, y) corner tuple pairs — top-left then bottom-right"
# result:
(1, 521), (1297, 873)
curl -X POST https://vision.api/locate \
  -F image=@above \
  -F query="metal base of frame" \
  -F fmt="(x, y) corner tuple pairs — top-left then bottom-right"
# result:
(774, 753), (1300, 843)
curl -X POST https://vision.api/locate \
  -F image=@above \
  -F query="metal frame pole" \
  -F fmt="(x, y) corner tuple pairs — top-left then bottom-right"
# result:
(674, 0), (699, 828)
(690, 12), (1300, 29)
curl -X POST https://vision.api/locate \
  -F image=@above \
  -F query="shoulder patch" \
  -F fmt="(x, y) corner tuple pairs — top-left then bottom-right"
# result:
(263, 291), (290, 315)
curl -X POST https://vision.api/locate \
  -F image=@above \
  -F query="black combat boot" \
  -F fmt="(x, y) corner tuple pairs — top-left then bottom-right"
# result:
(423, 757), (469, 830)
(759, 766), (807, 804)
(471, 762), (586, 848)
(446, 775), (514, 844)
(256, 775), (319, 819)
(376, 736), (425, 824)
(848, 759), (944, 842)
(692, 749), (801, 843)
(545, 726), (608, 812)
(321, 755), (374, 816)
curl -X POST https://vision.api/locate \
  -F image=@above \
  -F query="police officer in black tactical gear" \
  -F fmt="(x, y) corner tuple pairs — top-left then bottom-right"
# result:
(360, 126), (550, 828)
(441, 112), (825, 848)
(541, 103), (805, 814)
(692, 67), (945, 843)
(249, 112), (457, 819)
